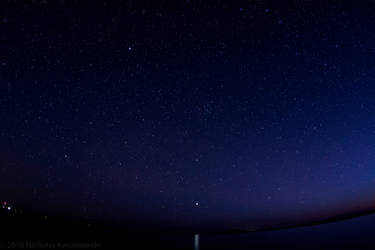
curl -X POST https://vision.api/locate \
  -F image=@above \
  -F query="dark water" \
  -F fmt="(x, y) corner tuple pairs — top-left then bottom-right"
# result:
(144, 214), (375, 250)
(2, 210), (375, 249)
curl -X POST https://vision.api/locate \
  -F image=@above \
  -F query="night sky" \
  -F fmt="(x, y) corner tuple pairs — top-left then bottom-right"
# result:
(2, 0), (375, 231)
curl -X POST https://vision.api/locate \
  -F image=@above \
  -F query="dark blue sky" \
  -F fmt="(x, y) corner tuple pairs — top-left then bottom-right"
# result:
(1, 0), (375, 231)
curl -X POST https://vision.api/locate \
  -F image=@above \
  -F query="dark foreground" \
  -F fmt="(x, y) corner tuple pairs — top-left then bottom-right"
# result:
(2, 207), (375, 250)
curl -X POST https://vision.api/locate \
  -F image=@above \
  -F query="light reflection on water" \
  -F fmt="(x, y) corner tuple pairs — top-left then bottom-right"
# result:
(194, 234), (199, 250)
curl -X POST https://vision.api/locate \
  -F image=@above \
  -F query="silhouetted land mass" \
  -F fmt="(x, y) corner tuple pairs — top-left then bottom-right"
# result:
(225, 208), (375, 234)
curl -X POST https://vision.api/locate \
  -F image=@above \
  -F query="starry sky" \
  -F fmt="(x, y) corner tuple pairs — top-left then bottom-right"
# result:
(2, 0), (375, 231)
